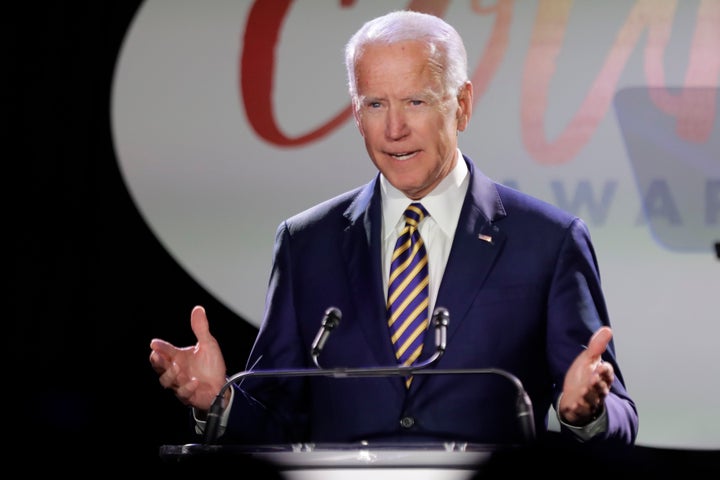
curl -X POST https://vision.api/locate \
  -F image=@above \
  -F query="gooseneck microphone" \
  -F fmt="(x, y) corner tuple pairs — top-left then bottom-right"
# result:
(311, 307), (342, 368)
(202, 306), (535, 445)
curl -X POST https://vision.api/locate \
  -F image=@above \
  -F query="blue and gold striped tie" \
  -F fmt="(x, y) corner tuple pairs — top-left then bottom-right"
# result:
(387, 202), (430, 387)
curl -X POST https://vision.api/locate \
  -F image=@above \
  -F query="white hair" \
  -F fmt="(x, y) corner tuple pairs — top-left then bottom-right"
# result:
(344, 10), (469, 107)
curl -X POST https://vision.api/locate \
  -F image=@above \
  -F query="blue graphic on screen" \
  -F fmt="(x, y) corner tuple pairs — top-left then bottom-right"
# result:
(614, 87), (719, 253)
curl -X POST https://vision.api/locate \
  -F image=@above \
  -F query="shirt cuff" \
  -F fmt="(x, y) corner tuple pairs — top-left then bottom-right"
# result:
(555, 393), (608, 441)
(193, 386), (235, 436)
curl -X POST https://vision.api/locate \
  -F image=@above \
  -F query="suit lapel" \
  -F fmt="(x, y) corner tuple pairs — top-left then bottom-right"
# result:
(340, 178), (399, 370)
(416, 157), (508, 385)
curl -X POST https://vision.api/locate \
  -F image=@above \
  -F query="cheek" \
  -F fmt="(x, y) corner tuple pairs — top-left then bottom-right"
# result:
(359, 119), (384, 142)
(417, 117), (452, 142)
(419, 110), (451, 130)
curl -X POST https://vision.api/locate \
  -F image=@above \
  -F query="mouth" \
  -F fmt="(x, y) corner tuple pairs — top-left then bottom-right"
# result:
(387, 150), (419, 161)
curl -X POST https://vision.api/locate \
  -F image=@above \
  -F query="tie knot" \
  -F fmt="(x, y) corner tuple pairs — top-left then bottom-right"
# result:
(404, 202), (429, 226)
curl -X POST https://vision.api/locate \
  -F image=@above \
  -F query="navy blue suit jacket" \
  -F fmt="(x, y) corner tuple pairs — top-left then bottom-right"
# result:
(223, 155), (638, 446)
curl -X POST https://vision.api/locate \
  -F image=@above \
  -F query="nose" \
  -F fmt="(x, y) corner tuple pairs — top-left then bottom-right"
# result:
(385, 106), (409, 140)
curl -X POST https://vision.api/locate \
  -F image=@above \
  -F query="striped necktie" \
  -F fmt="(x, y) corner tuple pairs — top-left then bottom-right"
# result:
(387, 202), (430, 387)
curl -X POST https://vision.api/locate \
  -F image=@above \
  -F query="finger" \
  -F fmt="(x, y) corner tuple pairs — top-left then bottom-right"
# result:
(149, 349), (169, 373)
(596, 360), (614, 381)
(593, 377), (609, 395)
(586, 326), (612, 359)
(157, 361), (180, 389)
(150, 338), (176, 357)
(190, 305), (214, 343)
(590, 365), (613, 398)
(149, 340), (177, 372)
(175, 377), (199, 405)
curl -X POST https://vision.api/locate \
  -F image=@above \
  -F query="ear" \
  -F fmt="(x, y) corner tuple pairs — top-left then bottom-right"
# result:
(456, 81), (473, 132)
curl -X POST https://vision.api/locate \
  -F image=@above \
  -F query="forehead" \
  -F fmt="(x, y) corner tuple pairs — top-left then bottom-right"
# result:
(355, 40), (443, 95)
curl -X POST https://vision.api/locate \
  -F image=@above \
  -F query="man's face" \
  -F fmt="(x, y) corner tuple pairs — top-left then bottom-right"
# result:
(353, 40), (472, 200)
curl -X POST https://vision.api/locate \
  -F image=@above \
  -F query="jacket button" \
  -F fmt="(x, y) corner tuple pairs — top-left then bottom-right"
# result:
(399, 416), (415, 428)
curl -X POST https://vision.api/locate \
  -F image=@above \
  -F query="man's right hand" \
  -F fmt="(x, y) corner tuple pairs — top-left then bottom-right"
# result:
(149, 305), (228, 411)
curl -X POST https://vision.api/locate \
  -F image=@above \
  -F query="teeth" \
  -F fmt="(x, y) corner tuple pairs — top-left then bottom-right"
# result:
(392, 152), (414, 160)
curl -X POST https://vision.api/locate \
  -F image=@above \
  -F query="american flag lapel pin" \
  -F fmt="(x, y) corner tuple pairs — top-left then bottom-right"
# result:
(478, 233), (494, 244)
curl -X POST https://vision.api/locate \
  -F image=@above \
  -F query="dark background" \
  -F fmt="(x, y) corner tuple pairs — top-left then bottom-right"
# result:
(11, 1), (258, 472)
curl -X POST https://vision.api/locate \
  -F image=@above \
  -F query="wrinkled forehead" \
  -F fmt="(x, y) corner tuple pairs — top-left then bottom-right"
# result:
(355, 37), (439, 66)
(355, 40), (445, 87)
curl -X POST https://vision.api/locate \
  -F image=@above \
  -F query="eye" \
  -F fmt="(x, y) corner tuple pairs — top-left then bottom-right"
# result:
(410, 99), (425, 106)
(368, 101), (382, 109)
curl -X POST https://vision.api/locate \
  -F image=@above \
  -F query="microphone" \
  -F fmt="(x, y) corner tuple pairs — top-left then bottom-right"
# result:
(311, 307), (342, 367)
(433, 306), (449, 353)
(202, 306), (535, 444)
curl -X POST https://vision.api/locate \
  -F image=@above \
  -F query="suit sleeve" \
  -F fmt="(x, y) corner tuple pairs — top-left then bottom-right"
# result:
(220, 220), (312, 444)
(547, 218), (639, 444)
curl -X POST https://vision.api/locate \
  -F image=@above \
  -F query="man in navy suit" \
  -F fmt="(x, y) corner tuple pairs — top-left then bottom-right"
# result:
(150, 10), (638, 447)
